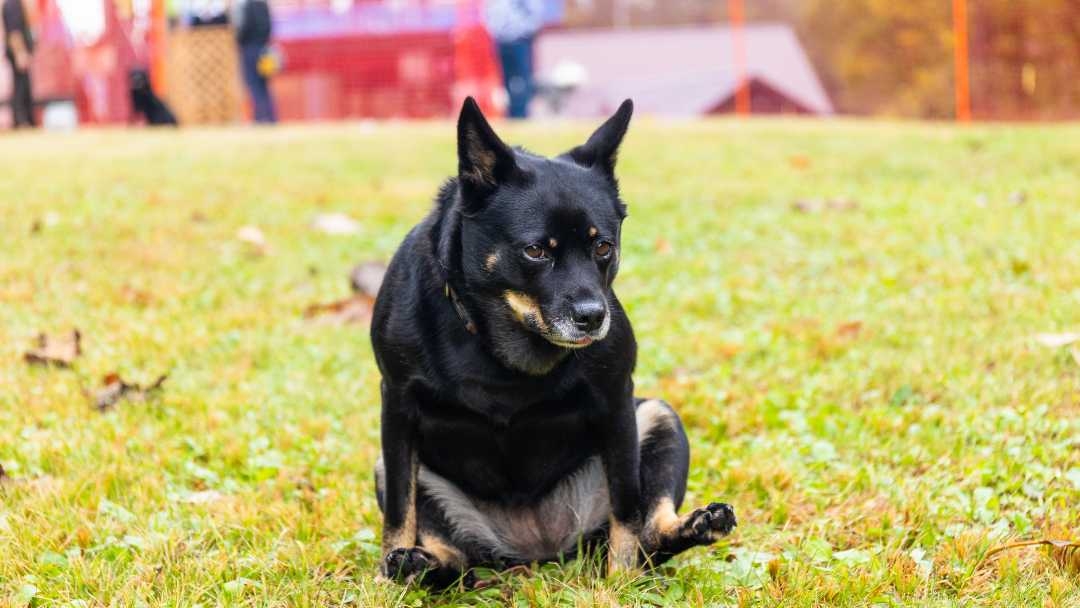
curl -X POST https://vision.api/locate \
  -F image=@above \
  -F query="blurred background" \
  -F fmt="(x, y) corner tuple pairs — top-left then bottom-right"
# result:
(1, 0), (1079, 129)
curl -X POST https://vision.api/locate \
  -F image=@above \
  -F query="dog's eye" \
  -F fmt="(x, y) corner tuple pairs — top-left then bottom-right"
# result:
(594, 241), (613, 258)
(524, 244), (547, 260)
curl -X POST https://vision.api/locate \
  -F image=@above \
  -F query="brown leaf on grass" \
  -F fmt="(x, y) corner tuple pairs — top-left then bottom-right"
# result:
(349, 261), (387, 297)
(767, 558), (783, 580)
(94, 373), (167, 412)
(654, 237), (673, 255)
(788, 155), (811, 170)
(312, 212), (361, 235)
(1034, 333), (1080, 348)
(0, 466), (59, 494)
(715, 343), (742, 358)
(24, 330), (82, 367)
(120, 284), (154, 307)
(1051, 541), (1080, 574)
(304, 294), (375, 326)
(29, 212), (60, 235)
(826, 198), (860, 211)
(791, 198), (860, 214)
(978, 539), (1080, 574)
(237, 225), (269, 255)
(836, 321), (864, 339)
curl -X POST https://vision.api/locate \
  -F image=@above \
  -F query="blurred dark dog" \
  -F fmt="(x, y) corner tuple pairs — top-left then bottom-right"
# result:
(129, 69), (177, 127)
(371, 97), (736, 588)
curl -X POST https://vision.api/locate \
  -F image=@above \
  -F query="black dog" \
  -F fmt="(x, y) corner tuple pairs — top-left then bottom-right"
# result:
(129, 69), (178, 127)
(372, 98), (735, 587)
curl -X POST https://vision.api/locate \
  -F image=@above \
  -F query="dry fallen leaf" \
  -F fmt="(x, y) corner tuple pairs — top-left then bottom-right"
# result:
(1050, 540), (1080, 574)
(792, 198), (860, 214)
(0, 466), (59, 494)
(349, 261), (387, 297)
(312, 213), (361, 235)
(827, 198), (860, 211)
(767, 557), (783, 580)
(94, 373), (168, 411)
(978, 539), (1080, 574)
(836, 321), (863, 339)
(29, 211), (60, 234)
(120, 284), (154, 307)
(178, 490), (225, 505)
(304, 294), (375, 326)
(237, 225), (269, 255)
(654, 237), (673, 255)
(1034, 333), (1080, 348)
(788, 155), (811, 170)
(24, 330), (82, 367)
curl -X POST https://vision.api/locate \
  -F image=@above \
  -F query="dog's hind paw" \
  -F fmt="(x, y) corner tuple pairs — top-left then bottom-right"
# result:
(383, 547), (436, 582)
(682, 502), (737, 544)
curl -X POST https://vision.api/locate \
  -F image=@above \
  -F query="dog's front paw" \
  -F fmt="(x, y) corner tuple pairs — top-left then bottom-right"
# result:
(681, 502), (737, 544)
(383, 547), (437, 583)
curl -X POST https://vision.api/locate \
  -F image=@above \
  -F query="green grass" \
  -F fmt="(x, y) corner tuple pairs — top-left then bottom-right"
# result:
(1, 119), (1079, 607)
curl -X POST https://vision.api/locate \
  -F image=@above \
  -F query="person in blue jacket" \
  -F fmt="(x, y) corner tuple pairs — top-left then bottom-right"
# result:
(233, 0), (276, 124)
(484, 0), (545, 119)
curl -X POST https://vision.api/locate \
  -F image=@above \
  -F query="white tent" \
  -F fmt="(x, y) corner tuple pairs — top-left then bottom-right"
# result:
(536, 24), (834, 117)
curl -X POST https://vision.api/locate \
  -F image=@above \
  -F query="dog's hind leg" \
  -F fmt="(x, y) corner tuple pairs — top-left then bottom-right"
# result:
(376, 458), (473, 589)
(634, 398), (737, 566)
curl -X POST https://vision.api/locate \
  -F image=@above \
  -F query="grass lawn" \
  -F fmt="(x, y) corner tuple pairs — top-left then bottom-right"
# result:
(1, 119), (1079, 607)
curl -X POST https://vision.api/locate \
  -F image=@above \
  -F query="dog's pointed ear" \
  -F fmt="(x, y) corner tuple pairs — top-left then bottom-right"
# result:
(567, 99), (633, 179)
(457, 97), (518, 203)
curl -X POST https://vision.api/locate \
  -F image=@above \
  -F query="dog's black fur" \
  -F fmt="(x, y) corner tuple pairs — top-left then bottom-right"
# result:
(129, 69), (178, 127)
(371, 98), (735, 588)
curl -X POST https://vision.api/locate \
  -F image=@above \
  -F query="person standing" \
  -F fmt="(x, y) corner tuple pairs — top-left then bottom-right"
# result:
(484, 0), (545, 119)
(3, 0), (34, 128)
(233, 0), (276, 124)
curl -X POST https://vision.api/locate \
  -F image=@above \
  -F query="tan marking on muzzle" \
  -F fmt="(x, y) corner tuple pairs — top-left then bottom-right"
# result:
(504, 290), (548, 332)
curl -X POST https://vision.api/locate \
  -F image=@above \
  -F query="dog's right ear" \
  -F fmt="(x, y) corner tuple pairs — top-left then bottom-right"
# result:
(457, 97), (518, 208)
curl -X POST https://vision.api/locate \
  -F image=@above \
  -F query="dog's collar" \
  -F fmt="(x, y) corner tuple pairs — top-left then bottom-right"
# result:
(445, 283), (478, 335)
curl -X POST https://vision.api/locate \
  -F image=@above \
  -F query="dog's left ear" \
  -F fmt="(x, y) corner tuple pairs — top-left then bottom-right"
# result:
(567, 99), (633, 180)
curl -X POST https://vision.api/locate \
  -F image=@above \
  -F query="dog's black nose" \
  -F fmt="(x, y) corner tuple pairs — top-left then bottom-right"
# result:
(571, 300), (606, 332)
